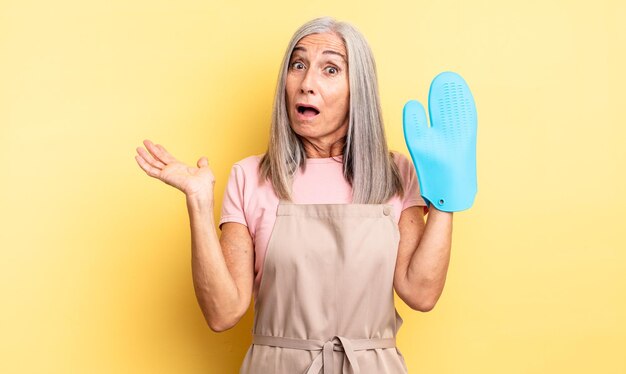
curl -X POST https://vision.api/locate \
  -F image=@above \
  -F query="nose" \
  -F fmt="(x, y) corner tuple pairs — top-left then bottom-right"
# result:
(299, 69), (316, 95)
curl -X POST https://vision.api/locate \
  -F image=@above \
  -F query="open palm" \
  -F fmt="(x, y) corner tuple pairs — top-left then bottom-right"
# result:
(134, 139), (215, 198)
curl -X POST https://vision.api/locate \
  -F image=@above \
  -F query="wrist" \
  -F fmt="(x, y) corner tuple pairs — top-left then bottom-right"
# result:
(428, 204), (453, 216)
(186, 191), (214, 211)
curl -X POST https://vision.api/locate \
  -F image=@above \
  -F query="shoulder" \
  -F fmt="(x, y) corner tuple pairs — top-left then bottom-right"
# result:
(228, 154), (264, 179)
(225, 154), (271, 192)
(390, 150), (414, 175)
(390, 150), (410, 163)
(232, 154), (263, 170)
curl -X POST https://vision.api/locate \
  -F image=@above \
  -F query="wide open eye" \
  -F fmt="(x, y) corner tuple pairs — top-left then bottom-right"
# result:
(291, 61), (305, 70)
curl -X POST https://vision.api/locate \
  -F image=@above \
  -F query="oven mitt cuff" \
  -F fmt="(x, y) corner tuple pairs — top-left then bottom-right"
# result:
(402, 71), (477, 212)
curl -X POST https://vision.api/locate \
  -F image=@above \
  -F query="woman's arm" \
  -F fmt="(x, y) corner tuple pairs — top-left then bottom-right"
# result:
(187, 194), (254, 332)
(393, 205), (453, 312)
(134, 139), (254, 331)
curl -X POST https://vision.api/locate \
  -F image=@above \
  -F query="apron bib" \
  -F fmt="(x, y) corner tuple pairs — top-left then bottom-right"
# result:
(240, 202), (409, 374)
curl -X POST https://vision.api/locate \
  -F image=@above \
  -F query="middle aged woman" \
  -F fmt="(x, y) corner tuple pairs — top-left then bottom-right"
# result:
(135, 16), (453, 374)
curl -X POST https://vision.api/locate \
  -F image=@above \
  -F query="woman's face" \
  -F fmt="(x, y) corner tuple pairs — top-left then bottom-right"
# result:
(285, 32), (350, 150)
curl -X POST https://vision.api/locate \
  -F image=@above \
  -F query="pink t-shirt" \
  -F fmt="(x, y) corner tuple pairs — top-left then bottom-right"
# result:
(219, 151), (427, 300)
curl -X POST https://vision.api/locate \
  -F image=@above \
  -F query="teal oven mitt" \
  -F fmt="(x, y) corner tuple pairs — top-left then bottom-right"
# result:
(402, 71), (477, 212)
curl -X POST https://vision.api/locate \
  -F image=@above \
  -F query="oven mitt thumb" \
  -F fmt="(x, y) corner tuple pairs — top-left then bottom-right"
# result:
(402, 71), (477, 212)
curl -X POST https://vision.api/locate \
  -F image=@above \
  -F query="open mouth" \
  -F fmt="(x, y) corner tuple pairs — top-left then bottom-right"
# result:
(296, 104), (320, 118)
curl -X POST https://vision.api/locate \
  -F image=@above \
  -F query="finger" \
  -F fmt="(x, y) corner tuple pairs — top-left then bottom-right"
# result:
(142, 139), (165, 164)
(134, 154), (162, 178)
(157, 144), (178, 163)
(403, 100), (429, 142)
(143, 139), (176, 165)
(197, 156), (208, 168)
(153, 142), (178, 164)
(136, 146), (166, 169)
(428, 71), (475, 131)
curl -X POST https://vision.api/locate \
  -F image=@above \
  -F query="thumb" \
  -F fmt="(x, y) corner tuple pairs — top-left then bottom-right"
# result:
(197, 156), (209, 168)
(403, 99), (431, 151)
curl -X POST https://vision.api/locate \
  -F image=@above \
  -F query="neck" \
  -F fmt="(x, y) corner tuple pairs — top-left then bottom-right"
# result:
(301, 136), (346, 158)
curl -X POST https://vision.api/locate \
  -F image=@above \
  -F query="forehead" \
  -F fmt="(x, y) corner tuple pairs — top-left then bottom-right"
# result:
(293, 32), (347, 56)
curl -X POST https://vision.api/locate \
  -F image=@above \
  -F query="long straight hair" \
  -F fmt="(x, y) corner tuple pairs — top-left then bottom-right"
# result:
(259, 17), (403, 203)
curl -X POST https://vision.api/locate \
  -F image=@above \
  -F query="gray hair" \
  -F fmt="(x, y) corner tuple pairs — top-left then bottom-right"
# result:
(259, 16), (403, 204)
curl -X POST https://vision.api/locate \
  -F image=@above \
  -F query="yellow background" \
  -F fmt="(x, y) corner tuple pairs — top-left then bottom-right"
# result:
(1, 0), (624, 372)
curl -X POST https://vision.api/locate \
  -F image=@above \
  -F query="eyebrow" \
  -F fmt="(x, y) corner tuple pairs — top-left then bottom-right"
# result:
(291, 46), (347, 63)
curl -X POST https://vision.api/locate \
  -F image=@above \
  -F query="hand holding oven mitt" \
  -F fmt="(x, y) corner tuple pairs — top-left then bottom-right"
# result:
(403, 71), (477, 212)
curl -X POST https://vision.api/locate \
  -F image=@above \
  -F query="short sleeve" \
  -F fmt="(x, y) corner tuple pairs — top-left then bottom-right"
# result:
(219, 164), (248, 229)
(396, 152), (429, 215)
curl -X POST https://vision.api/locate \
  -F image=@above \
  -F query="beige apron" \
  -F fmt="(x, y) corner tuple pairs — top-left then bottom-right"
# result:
(240, 202), (409, 374)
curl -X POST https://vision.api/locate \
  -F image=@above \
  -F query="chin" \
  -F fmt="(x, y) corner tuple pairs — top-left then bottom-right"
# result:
(290, 125), (319, 141)
(290, 118), (316, 132)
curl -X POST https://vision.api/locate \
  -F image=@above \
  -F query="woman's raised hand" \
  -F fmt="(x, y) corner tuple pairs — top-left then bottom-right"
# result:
(135, 139), (216, 199)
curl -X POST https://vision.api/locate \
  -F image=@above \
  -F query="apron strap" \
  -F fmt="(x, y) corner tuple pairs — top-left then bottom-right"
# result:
(252, 334), (396, 374)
